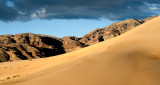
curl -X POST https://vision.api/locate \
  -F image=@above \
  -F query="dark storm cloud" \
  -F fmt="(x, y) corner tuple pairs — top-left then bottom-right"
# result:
(0, 0), (160, 22)
(0, 0), (18, 21)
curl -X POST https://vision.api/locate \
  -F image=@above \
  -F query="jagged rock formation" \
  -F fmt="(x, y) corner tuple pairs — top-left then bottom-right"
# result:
(62, 36), (86, 52)
(0, 15), (158, 62)
(80, 15), (158, 45)
(0, 33), (85, 62)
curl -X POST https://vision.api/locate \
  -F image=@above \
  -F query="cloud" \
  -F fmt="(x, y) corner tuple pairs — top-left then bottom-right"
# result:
(0, 0), (160, 22)
(0, 0), (18, 21)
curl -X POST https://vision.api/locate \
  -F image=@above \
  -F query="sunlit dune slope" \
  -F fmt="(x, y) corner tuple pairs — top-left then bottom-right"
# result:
(1, 16), (160, 85)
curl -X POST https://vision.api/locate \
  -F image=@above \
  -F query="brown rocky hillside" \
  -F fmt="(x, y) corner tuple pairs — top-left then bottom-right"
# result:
(0, 33), (85, 62)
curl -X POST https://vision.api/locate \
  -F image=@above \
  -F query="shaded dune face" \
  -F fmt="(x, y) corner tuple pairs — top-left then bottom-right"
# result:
(101, 42), (160, 85)
(101, 53), (160, 85)
(41, 50), (160, 84)
(18, 52), (160, 85)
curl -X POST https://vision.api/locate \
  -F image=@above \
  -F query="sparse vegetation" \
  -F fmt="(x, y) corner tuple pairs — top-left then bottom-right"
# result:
(6, 77), (11, 80)
(0, 75), (20, 82)
(12, 75), (20, 78)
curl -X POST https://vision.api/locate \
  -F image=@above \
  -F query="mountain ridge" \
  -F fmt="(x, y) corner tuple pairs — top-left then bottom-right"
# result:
(80, 15), (158, 45)
(0, 15), (158, 62)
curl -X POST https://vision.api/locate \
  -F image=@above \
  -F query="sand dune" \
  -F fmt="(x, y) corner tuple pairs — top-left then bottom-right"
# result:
(1, 16), (160, 85)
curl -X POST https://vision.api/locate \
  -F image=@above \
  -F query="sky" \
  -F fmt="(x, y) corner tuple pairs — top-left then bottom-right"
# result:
(0, 19), (113, 38)
(0, 0), (160, 38)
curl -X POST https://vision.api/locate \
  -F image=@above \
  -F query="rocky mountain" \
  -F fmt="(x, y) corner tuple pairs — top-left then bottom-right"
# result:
(80, 15), (158, 45)
(0, 15), (158, 62)
(0, 33), (85, 62)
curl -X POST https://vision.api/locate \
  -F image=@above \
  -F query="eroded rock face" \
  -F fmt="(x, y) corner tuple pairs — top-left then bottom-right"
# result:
(0, 15), (158, 62)
(0, 33), (87, 62)
(62, 36), (86, 52)
(0, 49), (10, 62)
(80, 15), (158, 45)
(0, 33), (59, 62)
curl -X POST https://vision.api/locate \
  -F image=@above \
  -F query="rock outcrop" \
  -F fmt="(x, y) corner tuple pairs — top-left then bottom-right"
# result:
(0, 15), (158, 62)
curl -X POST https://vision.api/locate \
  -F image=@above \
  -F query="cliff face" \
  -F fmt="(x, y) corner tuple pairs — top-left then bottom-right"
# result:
(0, 15), (158, 62)
(80, 15), (158, 45)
